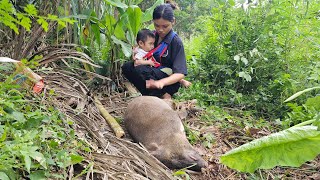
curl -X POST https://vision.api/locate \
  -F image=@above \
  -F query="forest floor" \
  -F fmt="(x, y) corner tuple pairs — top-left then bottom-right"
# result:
(43, 68), (320, 180)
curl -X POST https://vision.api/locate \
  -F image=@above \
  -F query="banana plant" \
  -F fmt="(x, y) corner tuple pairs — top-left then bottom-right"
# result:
(220, 86), (320, 173)
(74, 0), (163, 79)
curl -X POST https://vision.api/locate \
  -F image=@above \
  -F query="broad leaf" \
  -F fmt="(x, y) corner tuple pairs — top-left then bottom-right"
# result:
(70, 154), (84, 164)
(11, 111), (26, 123)
(91, 23), (101, 46)
(114, 18), (126, 40)
(29, 170), (46, 180)
(220, 126), (320, 173)
(142, 0), (163, 23)
(20, 151), (32, 173)
(0, 172), (10, 180)
(284, 86), (320, 102)
(29, 151), (47, 169)
(239, 71), (251, 82)
(105, 15), (116, 36)
(126, 5), (142, 43)
(111, 36), (132, 57)
(103, 0), (128, 9)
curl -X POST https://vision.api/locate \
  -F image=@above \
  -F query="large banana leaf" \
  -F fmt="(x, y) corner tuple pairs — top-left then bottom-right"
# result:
(141, 0), (163, 23)
(220, 126), (320, 173)
(126, 5), (142, 44)
(111, 35), (132, 57)
(104, 14), (117, 36)
(103, 0), (128, 9)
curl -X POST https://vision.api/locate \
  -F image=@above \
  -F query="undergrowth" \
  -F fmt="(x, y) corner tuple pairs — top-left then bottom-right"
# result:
(0, 67), (87, 179)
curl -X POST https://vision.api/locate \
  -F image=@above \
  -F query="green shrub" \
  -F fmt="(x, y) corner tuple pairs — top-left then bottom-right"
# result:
(184, 1), (320, 119)
(0, 73), (85, 179)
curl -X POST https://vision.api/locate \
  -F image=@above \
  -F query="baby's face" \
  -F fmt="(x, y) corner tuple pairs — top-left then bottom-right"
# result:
(140, 36), (155, 52)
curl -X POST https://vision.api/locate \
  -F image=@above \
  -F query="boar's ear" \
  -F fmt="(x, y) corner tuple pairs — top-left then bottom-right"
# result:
(177, 108), (188, 120)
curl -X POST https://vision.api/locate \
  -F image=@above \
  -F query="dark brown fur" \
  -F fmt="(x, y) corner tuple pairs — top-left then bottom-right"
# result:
(124, 96), (207, 171)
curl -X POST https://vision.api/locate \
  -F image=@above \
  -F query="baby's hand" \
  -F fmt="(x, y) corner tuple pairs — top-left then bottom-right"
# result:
(146, 59), (155, 66)
(134, 59), (144, 66)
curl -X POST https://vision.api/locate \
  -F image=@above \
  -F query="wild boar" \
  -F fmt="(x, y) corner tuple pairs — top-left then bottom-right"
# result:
(124, 96), (207, 171)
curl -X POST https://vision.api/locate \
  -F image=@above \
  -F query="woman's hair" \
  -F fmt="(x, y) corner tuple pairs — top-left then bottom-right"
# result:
(153, 1), (179, 22)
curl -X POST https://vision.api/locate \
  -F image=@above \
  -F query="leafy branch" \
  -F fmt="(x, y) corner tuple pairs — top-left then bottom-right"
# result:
(0, 0), (75, 34)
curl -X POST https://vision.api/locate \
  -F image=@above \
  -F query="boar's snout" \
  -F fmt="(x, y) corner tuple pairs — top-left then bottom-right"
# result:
(170, 149), (207, 172)
(188, 155), (208, 171)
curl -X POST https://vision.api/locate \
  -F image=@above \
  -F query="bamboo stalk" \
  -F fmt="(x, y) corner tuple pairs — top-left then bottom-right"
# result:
(94, 96), (125, 138)
(124, 81), (138, 96)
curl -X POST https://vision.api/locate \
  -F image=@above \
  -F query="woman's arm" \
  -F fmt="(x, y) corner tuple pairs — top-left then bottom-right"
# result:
(146, 73), (185, 89)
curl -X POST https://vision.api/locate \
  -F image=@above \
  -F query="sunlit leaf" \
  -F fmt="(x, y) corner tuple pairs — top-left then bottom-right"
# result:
(20, 16), (32, 31)
(221, 126), (320, 173)
(37, 18), (49, 32)
(105, 15), (116, 36)
(70, 154), (84, 164)
(234, 55), (240, 63)
(241, 57), (248, 65)
(47, 14), (58, 20)
(126, 5), (142, 44)
(0, 172), (10, 180)
(238, 71), (251, 82)
(103, 0), (128, 9)
(24, 4), (38, 16)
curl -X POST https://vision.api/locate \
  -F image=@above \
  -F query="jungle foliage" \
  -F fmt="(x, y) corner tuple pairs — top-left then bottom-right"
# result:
(0, 68), (85, 179)
(1, 0), (320, 177)
(181, 0), (320, 120)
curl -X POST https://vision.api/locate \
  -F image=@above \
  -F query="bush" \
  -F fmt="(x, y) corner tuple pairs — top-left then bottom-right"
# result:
(184, 1), (320, 119)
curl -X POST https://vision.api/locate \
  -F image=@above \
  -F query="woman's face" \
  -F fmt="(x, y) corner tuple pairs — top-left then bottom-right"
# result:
(153, 18), (174, 38)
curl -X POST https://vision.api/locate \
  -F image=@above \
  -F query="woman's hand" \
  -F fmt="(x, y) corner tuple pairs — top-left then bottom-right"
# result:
(146, 79), (164, 89)
(146, 73), (185, 89)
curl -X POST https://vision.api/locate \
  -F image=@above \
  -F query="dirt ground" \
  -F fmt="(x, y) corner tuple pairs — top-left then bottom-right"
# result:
(43, 69), (320, 180)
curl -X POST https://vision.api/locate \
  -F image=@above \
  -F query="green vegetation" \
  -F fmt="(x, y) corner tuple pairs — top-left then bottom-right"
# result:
(1, 0), (320, 178)
(0, 70), (85, 179)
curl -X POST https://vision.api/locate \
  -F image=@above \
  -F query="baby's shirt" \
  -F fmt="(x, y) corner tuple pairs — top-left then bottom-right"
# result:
(134, 47), (148, 60)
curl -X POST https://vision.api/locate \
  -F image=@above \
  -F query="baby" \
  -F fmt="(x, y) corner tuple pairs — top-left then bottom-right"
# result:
(133, 28), (191, 88)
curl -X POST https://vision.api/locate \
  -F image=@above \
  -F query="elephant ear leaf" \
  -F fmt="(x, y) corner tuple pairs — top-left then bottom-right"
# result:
(220, 126), (320, 173)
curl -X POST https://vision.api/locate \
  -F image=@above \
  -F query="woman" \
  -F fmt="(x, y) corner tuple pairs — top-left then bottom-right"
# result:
(122, 2), (188, 99)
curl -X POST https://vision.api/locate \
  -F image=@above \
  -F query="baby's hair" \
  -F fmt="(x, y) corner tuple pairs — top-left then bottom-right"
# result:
(136, 29), (155, 44)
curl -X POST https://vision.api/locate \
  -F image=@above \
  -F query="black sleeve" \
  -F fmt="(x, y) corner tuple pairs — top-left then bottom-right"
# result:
(171, 37), (188, 75)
